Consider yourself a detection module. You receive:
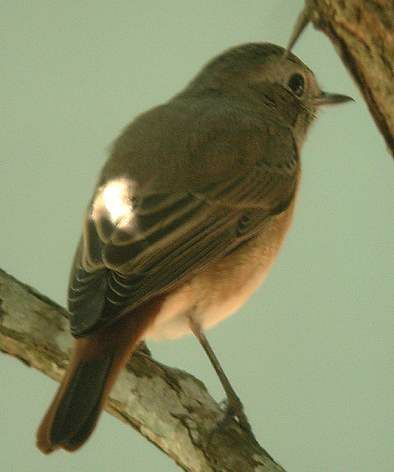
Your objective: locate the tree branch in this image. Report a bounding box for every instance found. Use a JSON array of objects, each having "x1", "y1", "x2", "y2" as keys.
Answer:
[
  {"x1": 308, "y1": 0, "x2": 394, "y2": 156},
  {"x1": 0, "y1": 268, "x2": 285, "y2": 472}
]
